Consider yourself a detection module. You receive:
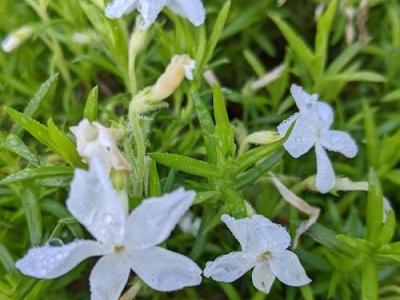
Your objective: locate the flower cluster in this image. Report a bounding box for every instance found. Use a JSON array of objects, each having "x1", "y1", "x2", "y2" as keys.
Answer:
[
  {"x1": 16, "y1": 119, "x2": 311, "y2": 299},
  {"x1": 13, "y1": 2, "x2": 364, "y2": 299}
]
